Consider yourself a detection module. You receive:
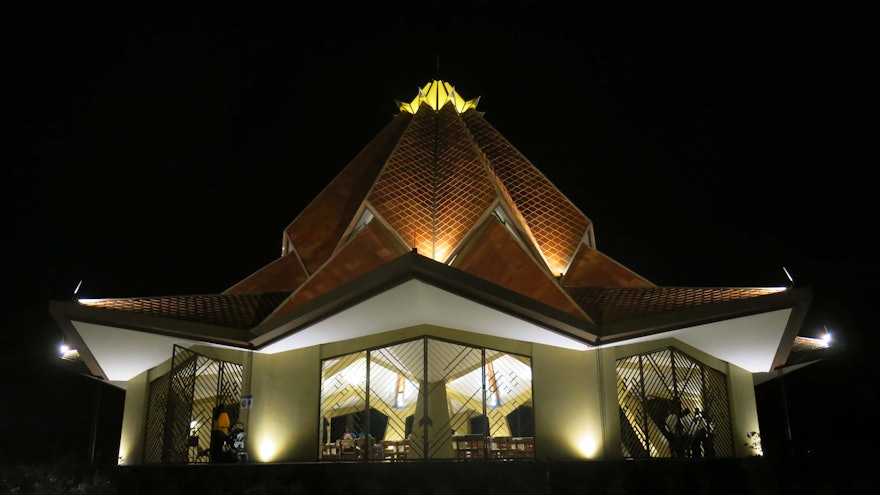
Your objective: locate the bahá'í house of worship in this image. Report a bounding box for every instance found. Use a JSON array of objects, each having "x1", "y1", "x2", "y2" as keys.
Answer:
[{"x1": 50, "y1": 80, "x2": 819, "y2": 465}]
